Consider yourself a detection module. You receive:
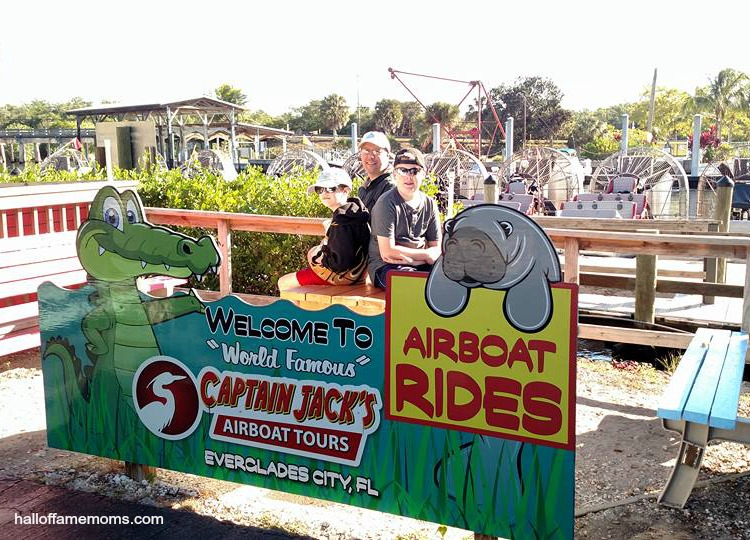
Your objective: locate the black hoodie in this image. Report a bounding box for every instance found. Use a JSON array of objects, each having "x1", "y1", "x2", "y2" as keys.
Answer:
[{"x1": 316, "y1": 197, "x2": 371, "y2": 274}]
